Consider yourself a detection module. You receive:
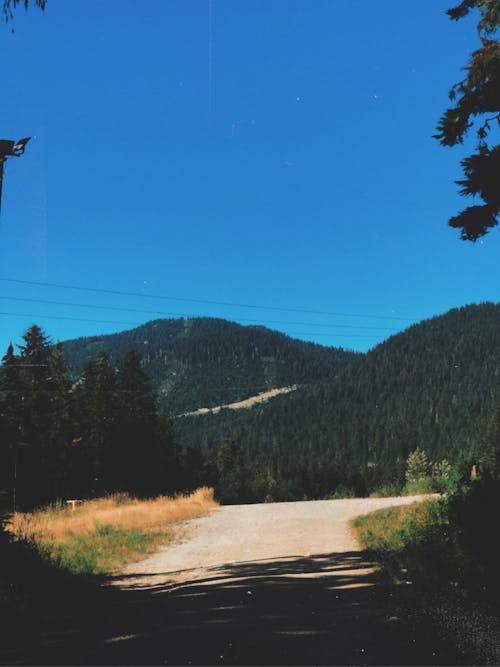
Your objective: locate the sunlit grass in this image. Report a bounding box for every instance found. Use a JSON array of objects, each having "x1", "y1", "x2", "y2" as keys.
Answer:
[
  {"x1": 353, "y1": 499, "x2": 439, "y2": 552},
  {"x1": 352, "y1": 498, "x2": 451, "y2": 586},
  {"x1": 7, "y1": 487, "x2": 217, "y2": 575},
  {"x1": 42, "y1": 525, "x2": 166, "y2": 575}
]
